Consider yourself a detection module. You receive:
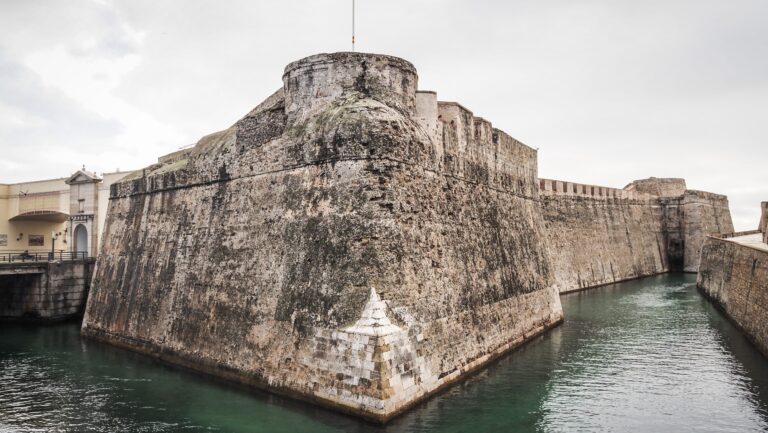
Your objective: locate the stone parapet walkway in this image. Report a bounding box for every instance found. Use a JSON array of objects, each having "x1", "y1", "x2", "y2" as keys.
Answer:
[{"x1": 727, "y1": 233, "x2": 768, "y2": 252}]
